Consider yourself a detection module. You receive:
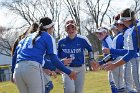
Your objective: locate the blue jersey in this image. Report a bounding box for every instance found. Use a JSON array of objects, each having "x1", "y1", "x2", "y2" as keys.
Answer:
[
  {"x1": 102, "y1": 35, "x2": 113, "y2": 49},
  {"x1": 58, "y1": 34, "x2": 92, "y2": 67},
  {"x1": 112, "y1": 32, "x2": 124, "y2": 49},
  {"x1": 12, "y1": 31, "x2": 71, "y2": 74},
  {"x1": 110, "y1": 21, "x2": 140, "y2": 62},
  {"x1": 111, "y1": 32, "x2": 124, "y2": 59},
  {"x1": 102, "y1": 35, "x2": 113, "y2": 57}
]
